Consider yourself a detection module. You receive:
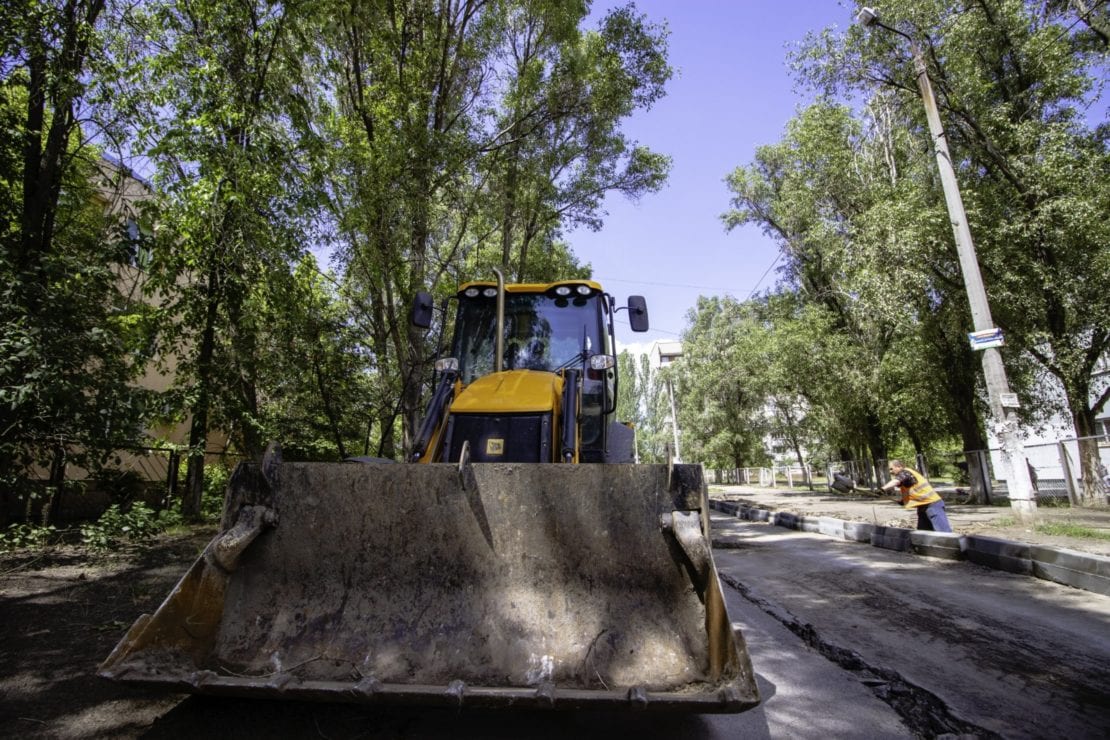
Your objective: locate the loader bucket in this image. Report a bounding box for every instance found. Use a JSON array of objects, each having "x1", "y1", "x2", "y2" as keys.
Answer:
[{"x1": 100, "y1": 460, "x2": 759, "y2": 712}]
